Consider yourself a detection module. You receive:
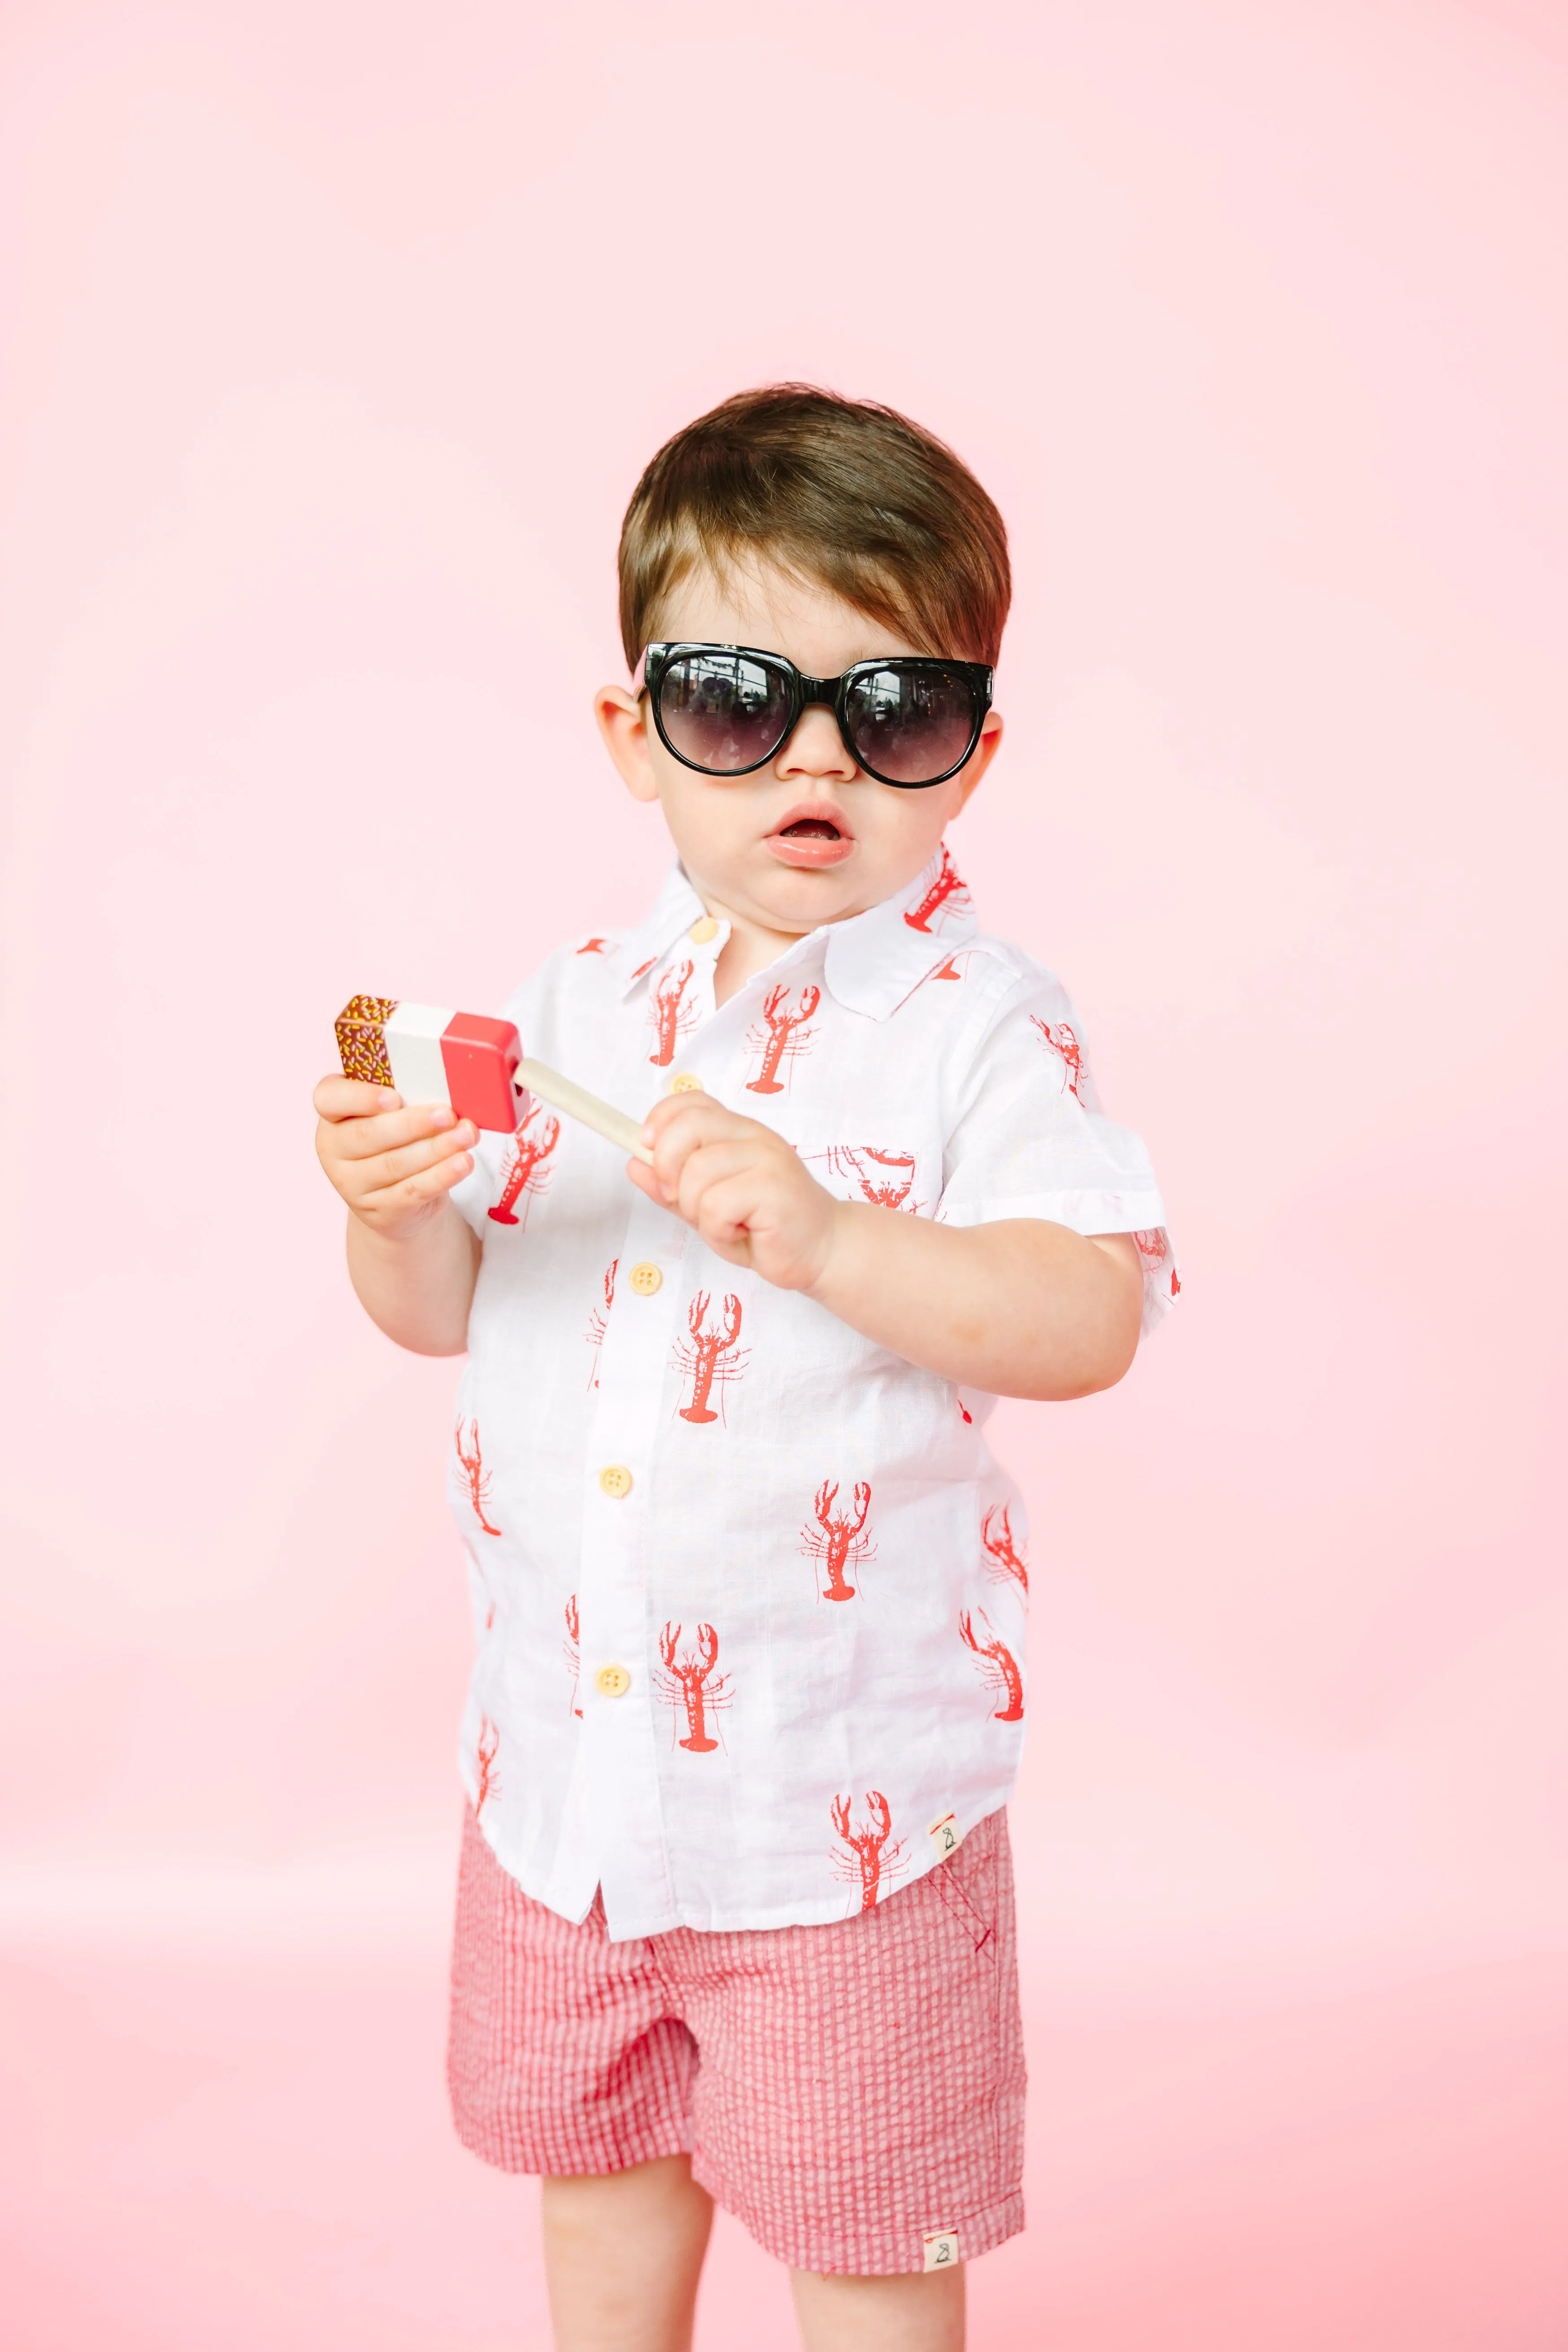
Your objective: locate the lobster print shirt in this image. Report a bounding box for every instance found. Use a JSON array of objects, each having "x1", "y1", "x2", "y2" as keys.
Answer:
[{"x1": 447, "y1": 848, "x2": 1175, "y2": 1939}]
